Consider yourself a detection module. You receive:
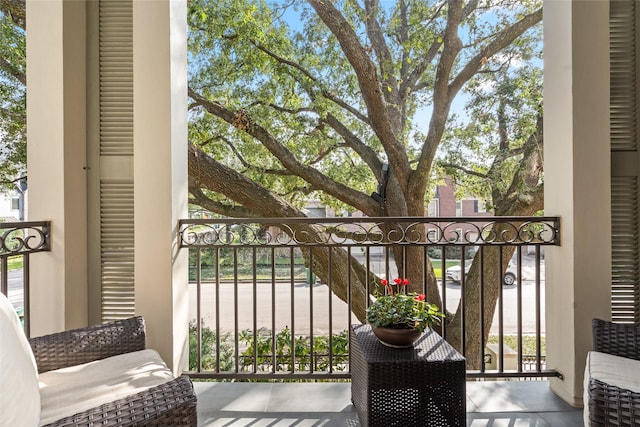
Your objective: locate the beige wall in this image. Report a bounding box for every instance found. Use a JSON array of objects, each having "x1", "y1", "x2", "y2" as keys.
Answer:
[
  {"x1": 27, "y1": 0, "x2": 189, "y2": 373},
  {"x1": 133, "y1": 0, "x2": 189, "y2": 373},
  {"x1": 27, "y1": 0, "x2": 88, "y2": 334},
  {"x1": 543, "y1": 0, "x2": 612, "y2": 406}
]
